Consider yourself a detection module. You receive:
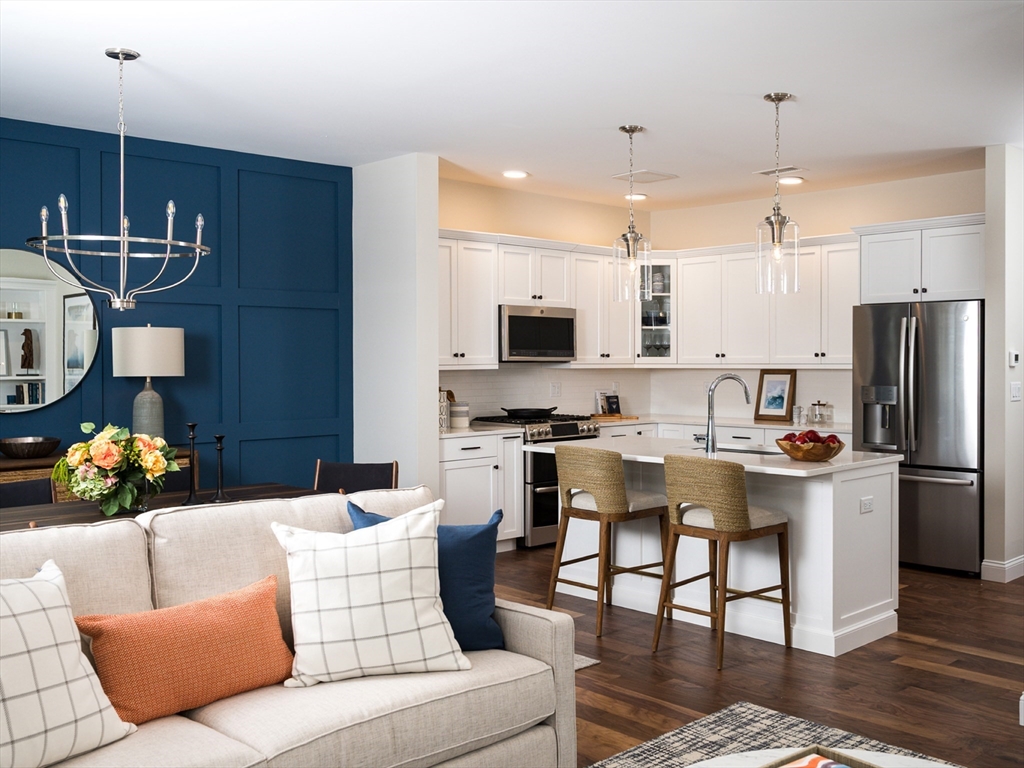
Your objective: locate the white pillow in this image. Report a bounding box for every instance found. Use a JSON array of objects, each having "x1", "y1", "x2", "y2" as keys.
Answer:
[
  {"x1": 271, "y1": 500, "x2": 471, "y2": 687},
  {"x1": 0, "y1": 560, "x2": 135, "y2": 768}
]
